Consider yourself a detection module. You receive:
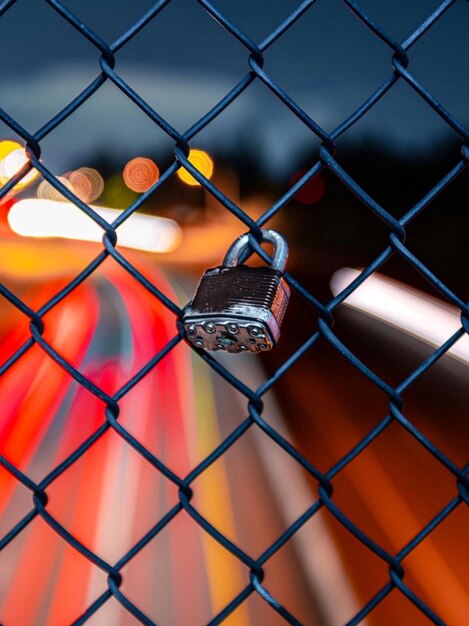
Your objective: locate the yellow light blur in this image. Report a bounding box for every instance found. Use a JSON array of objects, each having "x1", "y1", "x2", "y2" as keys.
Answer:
[
  {"x1": 0, "y1": 140, "x2": 21, "y2": 161},
  {"x1": 177, "y1": 149, "x2": 214, "y2": 187},
  {"x1": 8, "y1": 199, "x2": 182, "y2": 254},
  {"x1": 0, "y1": 145, "x2": 39, "y2": 190}
]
